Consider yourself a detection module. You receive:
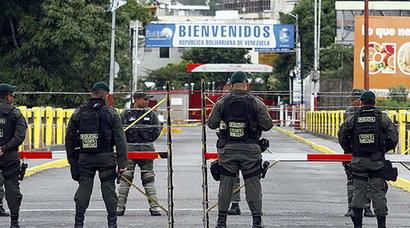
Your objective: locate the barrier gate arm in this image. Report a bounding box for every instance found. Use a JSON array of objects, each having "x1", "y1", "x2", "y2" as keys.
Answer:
[
  {"x1": 127, "y1": 151, "x2": 168, "y2": 159},
  {"x1": 19, "y1": 151, "x2": 53, "y2": 159}
]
